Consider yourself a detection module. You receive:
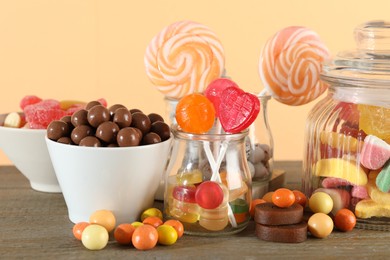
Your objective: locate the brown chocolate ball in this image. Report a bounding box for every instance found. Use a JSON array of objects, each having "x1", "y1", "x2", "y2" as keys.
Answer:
[
  {"x1": 71, "y1": 125, "x2": 94, "y2": 144},
  {"x1": 130, "y1": 108, "x2": 142, "y2": 114},
  {"x1": 95, "y1": 121, "x2": 119, "y2": 144},
  {"x1": 148, "y1": 113, "x2": 164, "y2": 123},
  {"x1": 108, "y1": 104, "x2": 126, "y2": 117},
  {"x1": 150, "y1": 121, "x2": 170, "y2": 141},
  {"x1": 57, "y1": 137, "x2": 73, "y2": 145},
  {"x1": 71, "y1": 109, "x2": 89, "y2": 127},
  {"x1": 47, "y1": 120, "x2": 70, "y2": 141},
  {"x1": 113, "y1": 107, "x2": 132, "y2": 128},
  {"x1": 87, "y1": 105, "x2": 110, "y2": 128},
  {"x1": 60, "y1": 115, "x2": 73, "y2": 130},
  {"x1": 85, "y1": 100, "x2": 102, "y2": 110},
  {"x1": 142, "y1": 132, "x2": 161, "y2": 145},
  {"x1": 117, "y1": 127, "x2": 141, "y2": 147},
  {"x1": 131, "y1": 112, "x2": 151, "y2": 135},
  {"x1": 79, "y1": 136, "x2": 102, "y2": 147}
]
